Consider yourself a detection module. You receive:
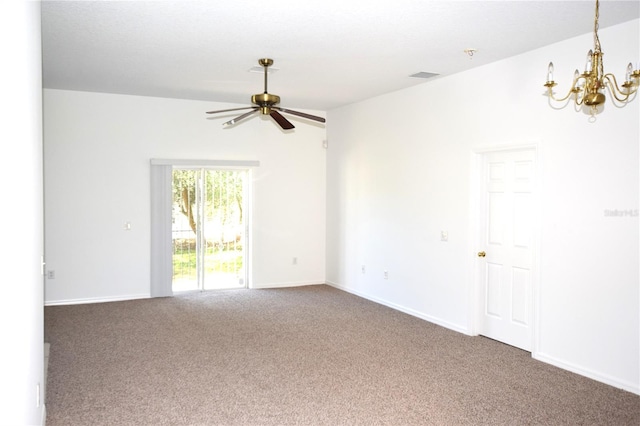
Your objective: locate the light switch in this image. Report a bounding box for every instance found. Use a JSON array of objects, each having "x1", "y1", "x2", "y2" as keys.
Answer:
[{"x1": 440, "y1": 231, "x2": 448, "y2": 242}]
